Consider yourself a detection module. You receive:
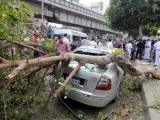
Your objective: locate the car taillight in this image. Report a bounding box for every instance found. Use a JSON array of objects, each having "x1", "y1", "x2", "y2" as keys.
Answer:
[{"x1": 96, "y1": 76, "x2": 111, "y2": 90}]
